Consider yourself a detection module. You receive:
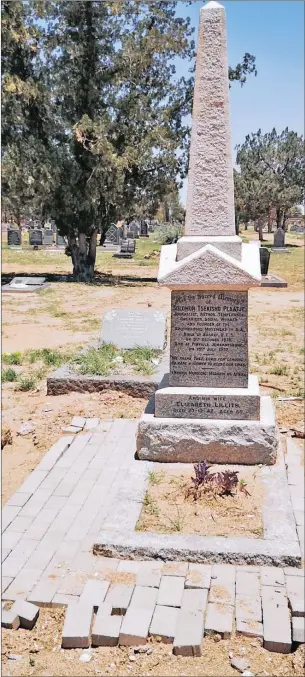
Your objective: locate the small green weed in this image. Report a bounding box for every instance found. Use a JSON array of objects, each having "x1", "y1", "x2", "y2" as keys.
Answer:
[
  {"x1": 2, "y1": 351, "x2": 22, "y2": 365},
  {"x1": 72, "y1": 344, "x2": 117, "y2": 376},
  {"x1": 2, "y1": 367, "x2": 18, "y2": 382},
  {"x1": 148, "y1": 470, "x2": 164, "y2": 486},
  {"x1": 123, "y1": 347, "x2": 160, "y2": 375},
  {"x1": 269, "y1": 365, "x2": 289, "y2": 376},
  {"x1": 143, "y1": 491, "x2": 159, "y2": 517},
  {"x1": 17, "y1": 376, "x2": 37, "y2": 391}
]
